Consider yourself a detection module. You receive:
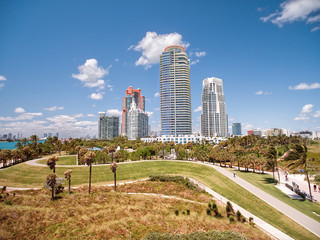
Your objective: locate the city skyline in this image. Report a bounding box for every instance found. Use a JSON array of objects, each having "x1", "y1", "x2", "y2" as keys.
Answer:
[{"x1": 0, "y1": 0, "x2": 320, "y2": 138}]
